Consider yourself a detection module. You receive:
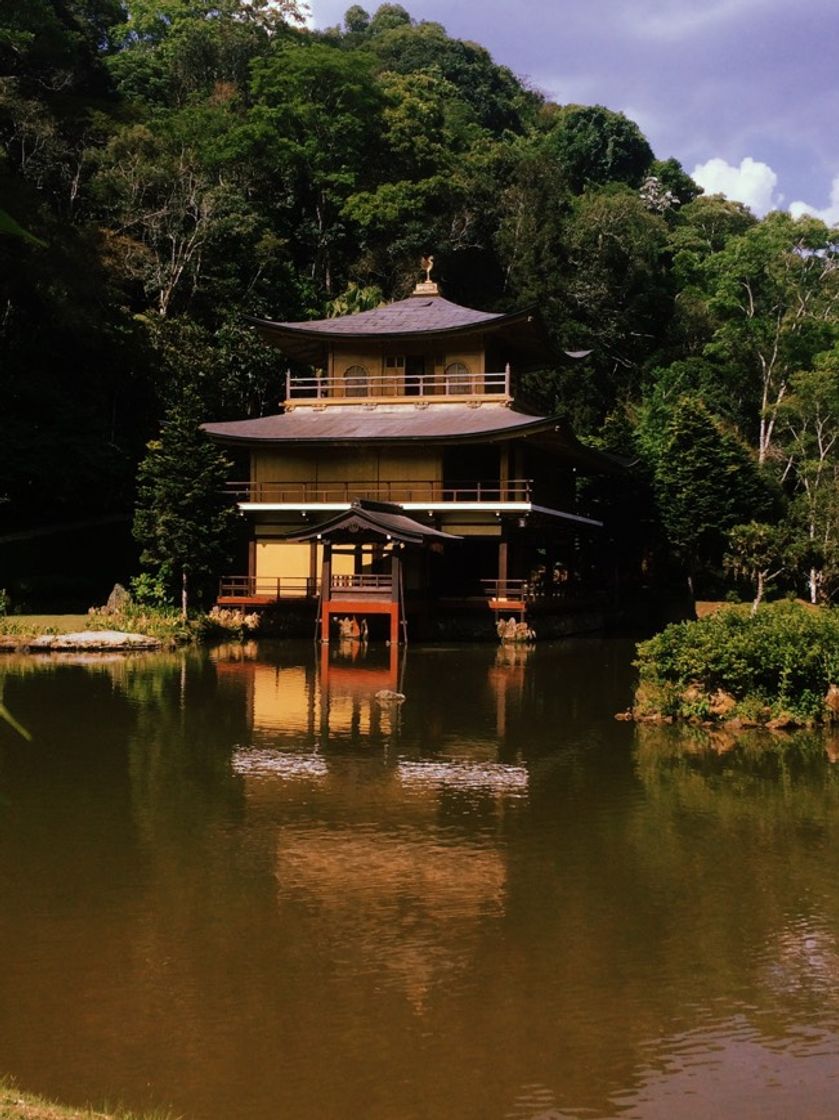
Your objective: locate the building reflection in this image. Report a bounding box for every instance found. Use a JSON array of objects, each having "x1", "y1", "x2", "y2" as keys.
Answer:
[
  {"x1": 209, "y1": 641, "x2": 535, "y2": 1011},
  {"x1": 211, "y1": 639, "x2": 537, "y2": 759}
]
